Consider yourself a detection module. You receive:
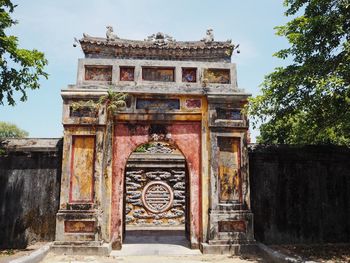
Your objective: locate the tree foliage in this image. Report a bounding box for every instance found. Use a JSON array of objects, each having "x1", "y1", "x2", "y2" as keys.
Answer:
[
  {"x1": 249, "y1": 0, "x2": 350, "y2": 146},
  {"x1": 0, "y1": 121, "x2": 28, "y2": 138},
  {"x1": 0, "y1": 0, "x2": 48, "y2": 106}
]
